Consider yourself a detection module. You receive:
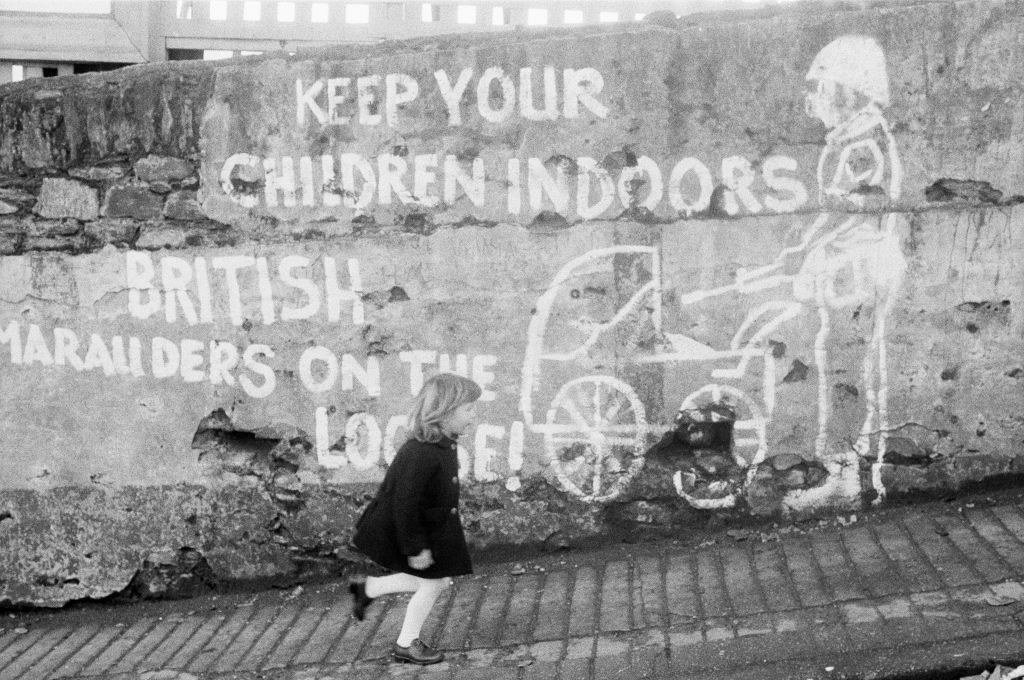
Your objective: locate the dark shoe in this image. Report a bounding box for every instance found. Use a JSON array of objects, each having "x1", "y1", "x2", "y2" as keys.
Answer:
[
  {"x1": 391, "y1": 639, "x2": 444, "y2": 665},
  {"x1": 348, "y1": 578, "x2": 374, "y2": 621}
]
